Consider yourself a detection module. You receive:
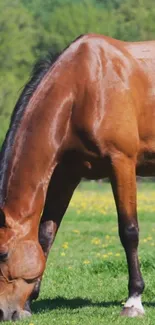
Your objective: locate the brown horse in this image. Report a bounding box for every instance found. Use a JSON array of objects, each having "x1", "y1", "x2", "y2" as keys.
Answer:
[{"x1": 0, "y1": 33, "x2": 155, "y2": 320}]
